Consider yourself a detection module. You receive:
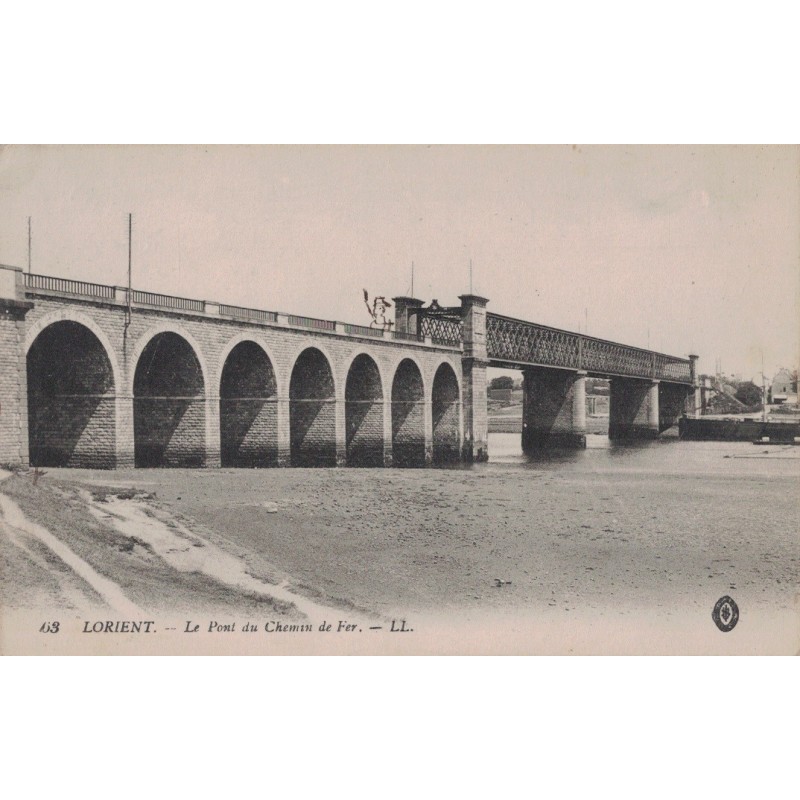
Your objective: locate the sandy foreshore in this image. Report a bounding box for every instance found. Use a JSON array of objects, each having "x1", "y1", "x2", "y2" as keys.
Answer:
[{"x1": 1, "y1": 440, "x2": 798, "y2": 654}]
